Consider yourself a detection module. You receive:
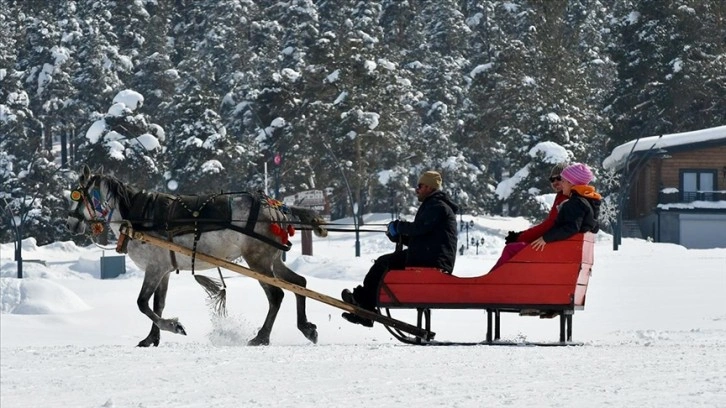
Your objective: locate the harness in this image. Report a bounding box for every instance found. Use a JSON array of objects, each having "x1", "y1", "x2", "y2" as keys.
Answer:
[
  {"x1": 69, "y1": 188, "x2": 115, "y2": 238},
  {"x1": 71, "y1": 184, "x2": 295, "y2": 274}
]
